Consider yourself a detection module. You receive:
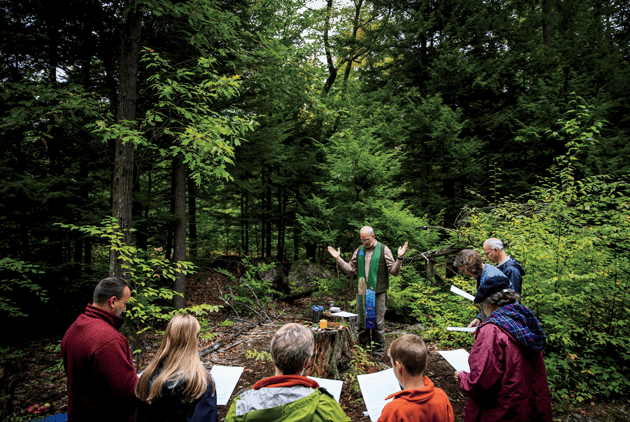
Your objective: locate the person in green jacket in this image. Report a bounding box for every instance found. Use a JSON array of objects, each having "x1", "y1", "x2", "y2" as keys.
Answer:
[{"x1": 225, "y1": 323, "x2": 350, "y2": 422}]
